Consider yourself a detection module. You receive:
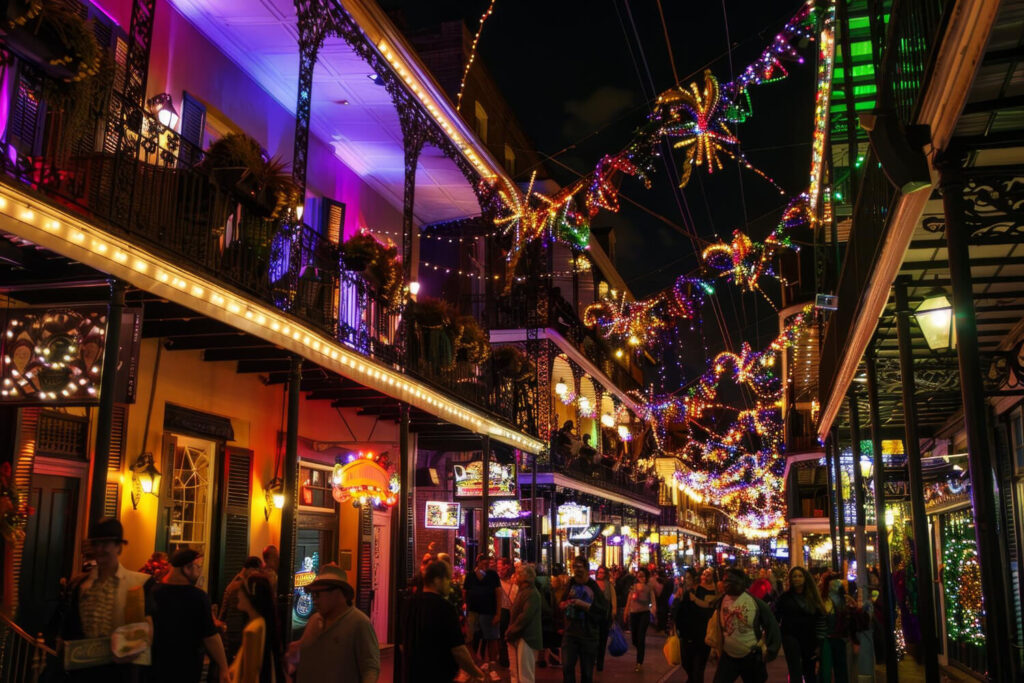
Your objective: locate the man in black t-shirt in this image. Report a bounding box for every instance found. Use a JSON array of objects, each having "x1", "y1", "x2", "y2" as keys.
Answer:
[
  {"x1": 463, "y1": 553, "x2": 501, "y2": 668},
  {"x1": 404, "y1": 561, "x2": 485, "y2": 682},
  {"x1": 149, "y1": 549, "x2": 229, "y2": 683}
]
